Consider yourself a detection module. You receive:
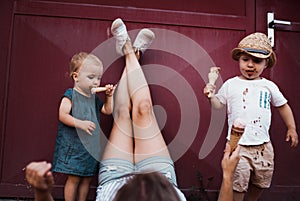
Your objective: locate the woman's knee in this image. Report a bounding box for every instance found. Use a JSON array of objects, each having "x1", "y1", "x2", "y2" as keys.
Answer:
[
  {"x1": 136, "y1": 99, "x2": 152, "y2": 117},
  {"x1": 114, "y1": 104, "x2": 131, "y2": 120}
]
